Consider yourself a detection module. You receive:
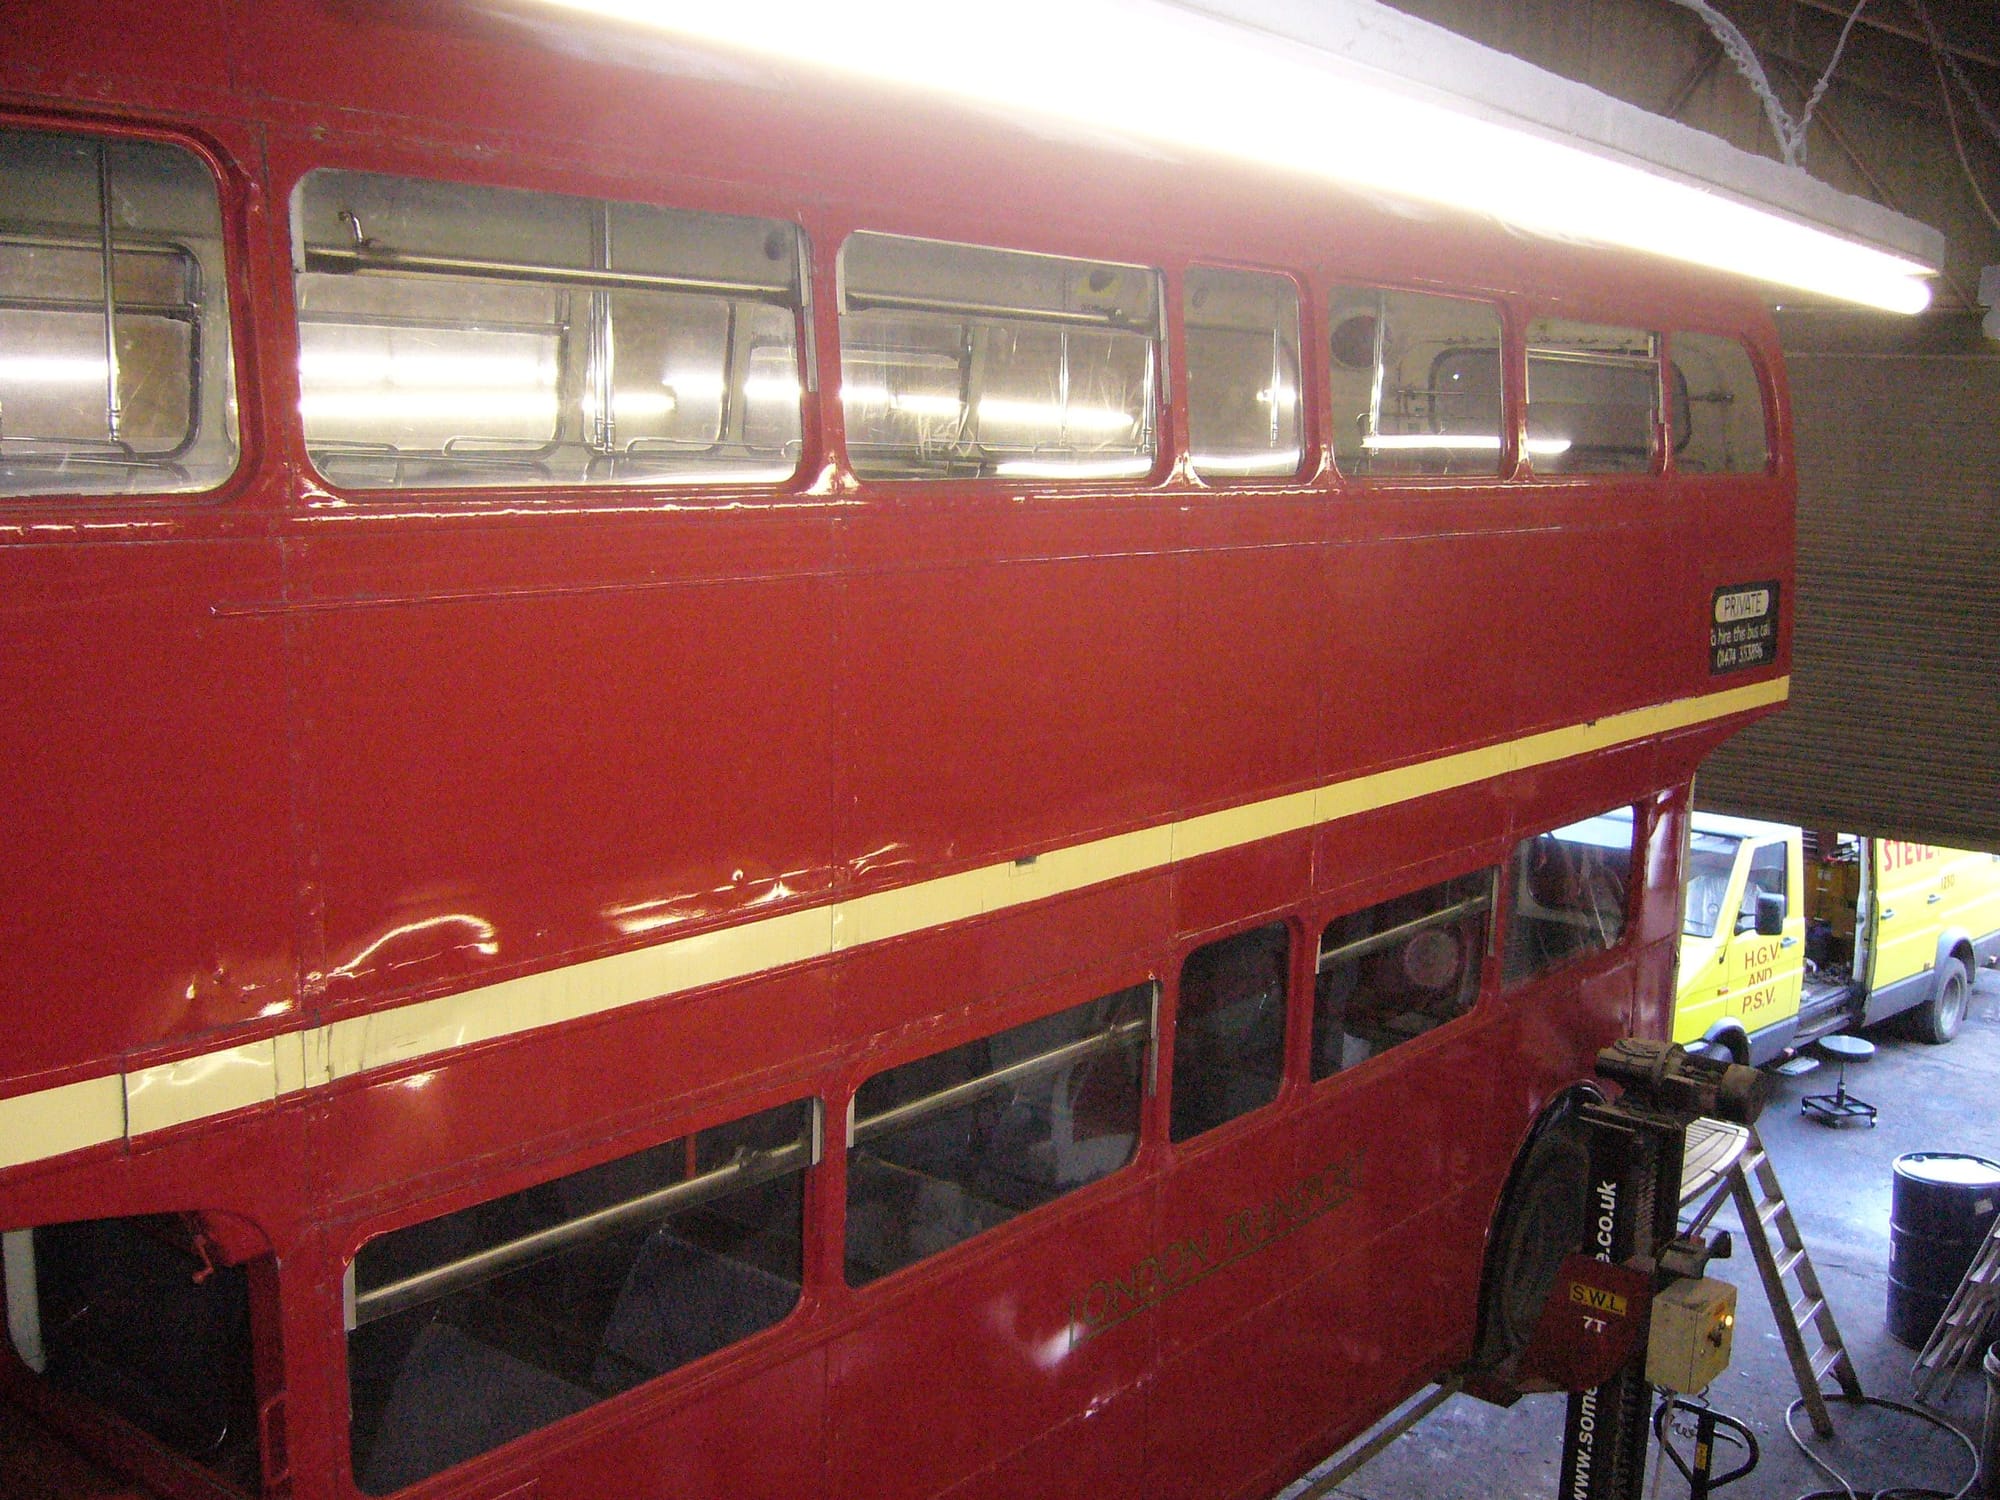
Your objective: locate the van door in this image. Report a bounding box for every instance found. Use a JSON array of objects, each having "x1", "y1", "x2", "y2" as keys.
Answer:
[
  {"x1": 1674, "y1": 828, "x2": 1745, "y2": 1049},
  {"x1": 1721, "y1": 837, "x2": 1806, "y2": 1044},
  {"x1": 1868, "y1": 841, "x2": 1943, "y2": 1003}
]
